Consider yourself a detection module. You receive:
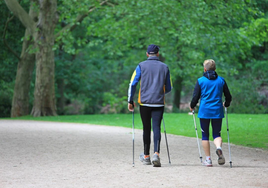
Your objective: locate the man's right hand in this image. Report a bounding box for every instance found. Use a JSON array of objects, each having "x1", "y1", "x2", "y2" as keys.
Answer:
[{"x1": 128, "y1": 102, "x2": 135, "y2": 112}]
